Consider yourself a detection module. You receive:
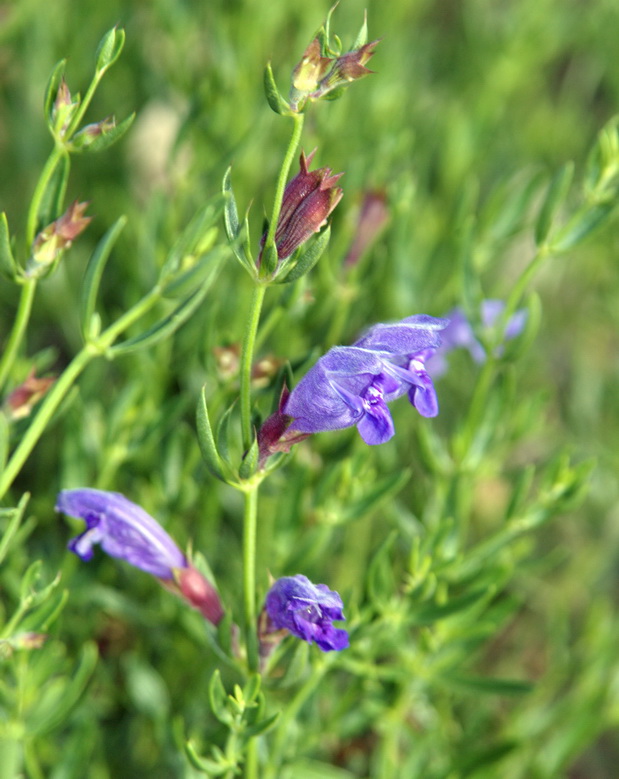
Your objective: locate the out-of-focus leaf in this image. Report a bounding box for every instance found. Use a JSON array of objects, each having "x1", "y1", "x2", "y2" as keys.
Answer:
[
  {"x1": 0, "y1": 212, "x2": 18, "y2": 281},
  {"x1": 80, "y1": 216, "x2": 127, "y2": 340},
  {"x1": 95, "y1": 27, "x2": 125, "y2": 75}
]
